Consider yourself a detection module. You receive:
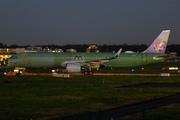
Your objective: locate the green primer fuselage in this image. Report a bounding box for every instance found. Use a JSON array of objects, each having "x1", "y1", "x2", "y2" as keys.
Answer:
[{"x1": 8, "y1": 52, "x2": 167, "y2": 68}]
